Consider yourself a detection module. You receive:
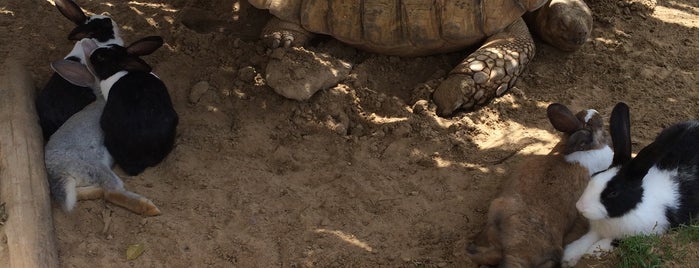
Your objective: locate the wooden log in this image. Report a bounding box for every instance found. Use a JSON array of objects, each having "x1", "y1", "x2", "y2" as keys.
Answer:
[{"x1": 0, "y1": 58, "x2": 59, "y2": 268}]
